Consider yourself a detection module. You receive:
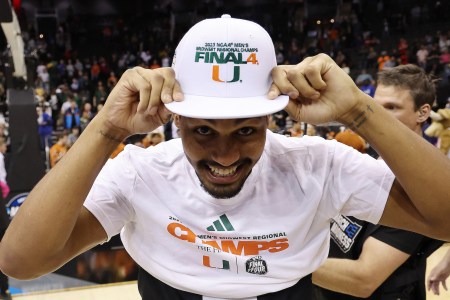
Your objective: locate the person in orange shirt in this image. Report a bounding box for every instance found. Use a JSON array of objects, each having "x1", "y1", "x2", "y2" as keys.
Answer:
[
  {"x1": 377, "y1": 52, "x2": 390, "y2": 70},
  {"x1": 91, "y1": 60, "x2": 101, "y2": 81},
  {"x1": 287, "y1": 121, "x2": 303, "y2": 137},
  {"x1": 335, "y1": 128, "x2": 366, "y2": 153},
  {"x1": 110, "y1": 142, "x2": 126, "y2": 159},
  {"x1": 49, "y1": 133, "x2": 69, "y2": 168}
]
